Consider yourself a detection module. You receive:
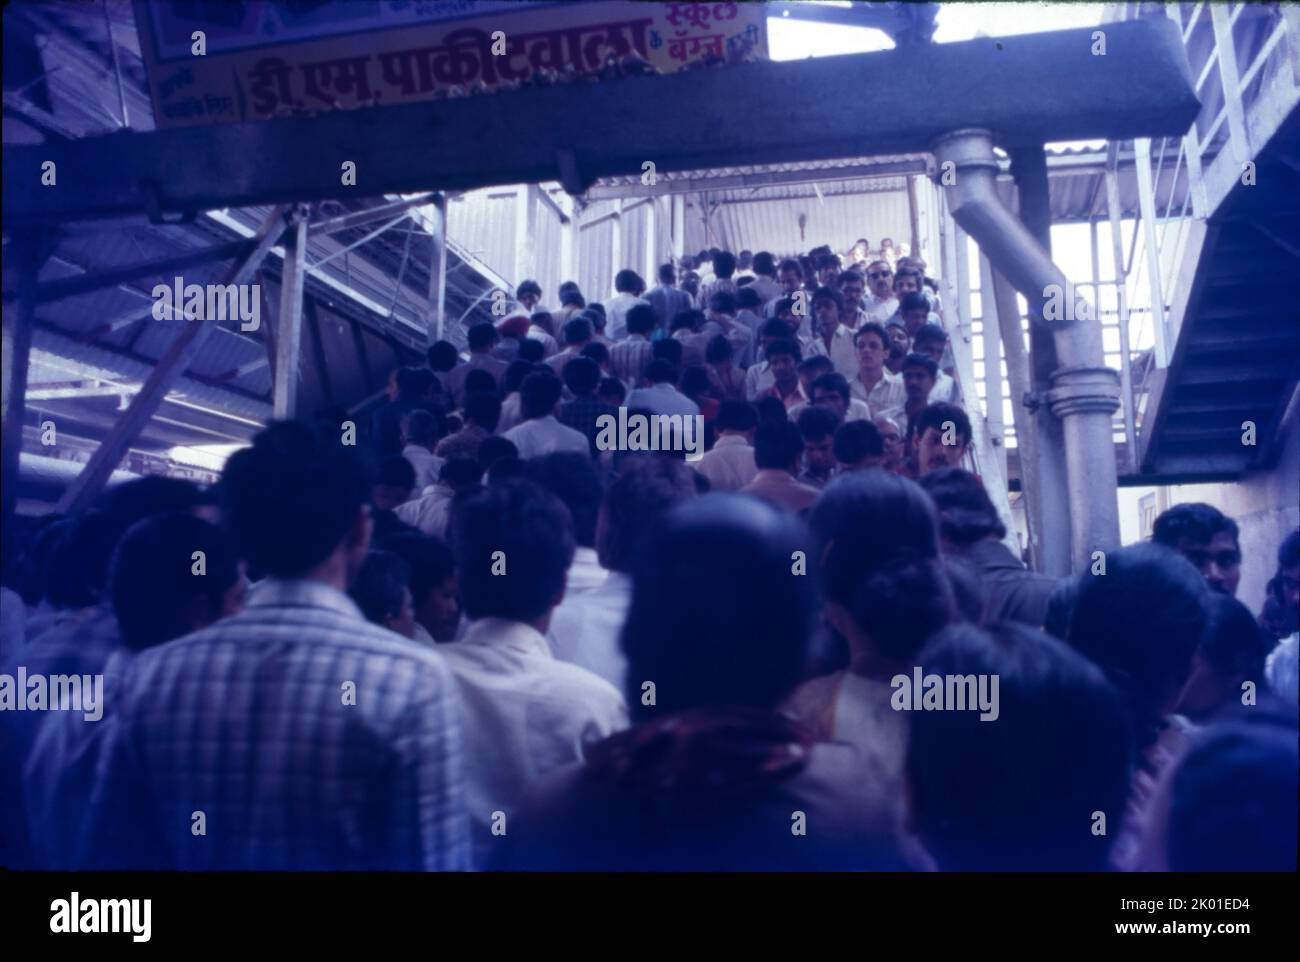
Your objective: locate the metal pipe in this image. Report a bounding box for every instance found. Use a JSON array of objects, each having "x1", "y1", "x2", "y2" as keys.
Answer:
[{"x1": 933, "y1": 128, "x2": 1121, "y2": 571}]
